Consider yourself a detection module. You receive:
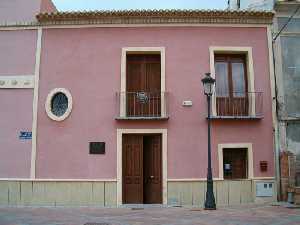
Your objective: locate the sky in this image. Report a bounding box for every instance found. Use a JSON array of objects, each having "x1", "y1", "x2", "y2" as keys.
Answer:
[{"x1": 52, "y1": 0, "x2": 228, "y2": 11}]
